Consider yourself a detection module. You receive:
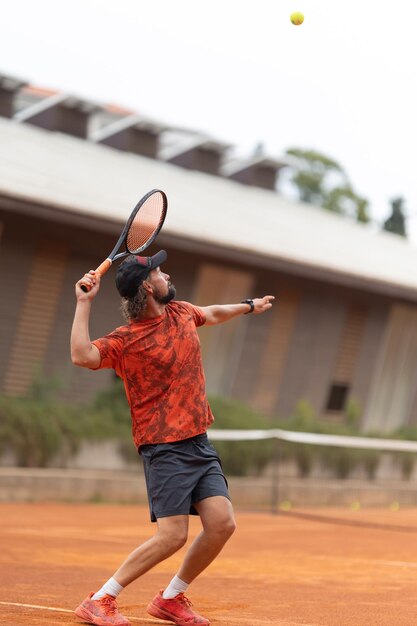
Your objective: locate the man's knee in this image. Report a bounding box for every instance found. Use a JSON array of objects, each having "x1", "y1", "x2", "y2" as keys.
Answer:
[
  {"x1": 207, "y1": 514, "x2": 236, "y2": 541},
  {"x1": 221, "y1": 515, "x2": 237, "y2": 539},
  {"x1": 157, "y1": 526, "x2": 188, "y2": 554}
]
